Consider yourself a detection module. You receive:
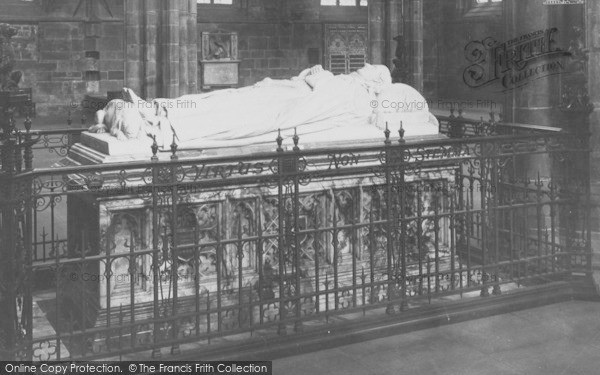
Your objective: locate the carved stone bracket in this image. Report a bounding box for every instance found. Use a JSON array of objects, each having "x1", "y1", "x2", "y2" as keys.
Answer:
[
  {"x1": 559, "y1": 27, "x2": 594, "y2": 119},
  {"x1": 566, "y1": 26, "x2": 589, "y2": 73},
  {"x1": 559, "y1": 82, "x2": 594, "y2": 115}
]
